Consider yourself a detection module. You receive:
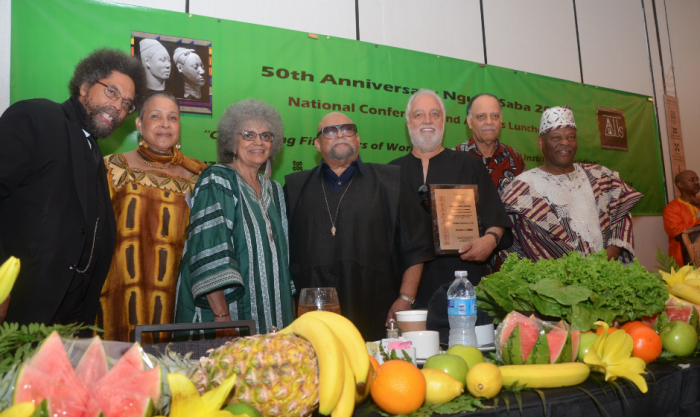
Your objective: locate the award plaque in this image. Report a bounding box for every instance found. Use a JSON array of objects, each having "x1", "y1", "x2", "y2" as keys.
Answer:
[{"x1": 430, "y1": 185, "x2": 479, "y2": 255}]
